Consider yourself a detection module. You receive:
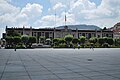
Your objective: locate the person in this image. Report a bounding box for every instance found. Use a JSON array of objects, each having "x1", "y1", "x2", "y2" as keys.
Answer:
[
  {"x1": 78, "y1": 43, "x2": 80, "y2": 49},
  {"x1": 90, "y1": 43, "x2": 94, "y2": 51},
  {"x1": 73, "y1": 44, "x2": 75, "y2": 49},
  {"x1": 14, "y1": 45, "x2": 16, "y2": 51},
  {"x1": 14, "y1": 48, "x2": 16, "y2": 51}
]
